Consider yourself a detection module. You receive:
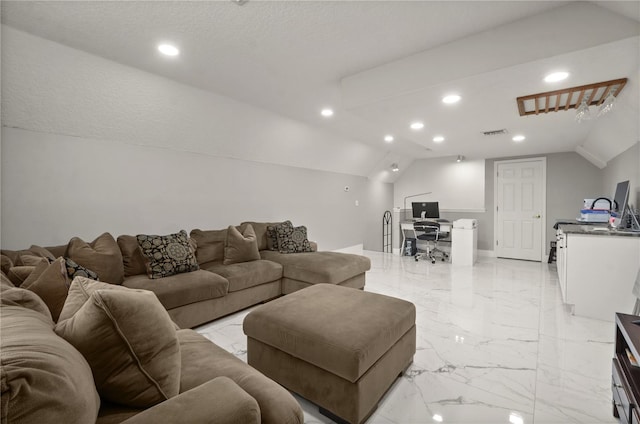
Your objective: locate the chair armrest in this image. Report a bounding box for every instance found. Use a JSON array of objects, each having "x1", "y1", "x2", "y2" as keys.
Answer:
[
  {"x1": 120, "y1": 377, "x2": 260, "y2": 424},
  {"x1": 309, "y1": 241, "x2": 318, "y2": 252}
]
